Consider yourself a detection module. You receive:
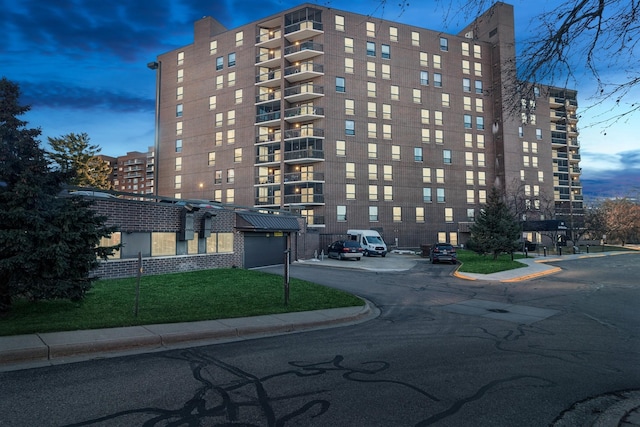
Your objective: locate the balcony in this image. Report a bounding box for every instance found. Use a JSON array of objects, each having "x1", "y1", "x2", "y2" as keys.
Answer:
[
  {"x1": 284, "y1": 146, "x2": 324, "y2": 164},
  {"x1": 284, "y1": 128, "x2": 324, "y2": 140},
  {"x1": 284, "y1": 20, "x2": 323, "y2": 42},
  {"x1": 549, "y1": 96, "x2": 565, "y2": 107},
  {"x1": 283, "y1": 193, "x2": 324, "y2": 206},
  {"x1": 255, "y1": 131, "x2": 282, "y2": 144},
  {"x1": 255, "y1": 68, "x2": 282, "y2": 87},
  {"x1": 284, "y1": 171, "x2": 324, "y2": 182},
  {"x1": 284, "y1": 105, "x2": 324, "y2": 123},
  {"x1": 255, "y1": 144, "x2": 281, "y2": 165},
  {"x1": 284, "y1": 41, "x2": 324, "y2": 62},
  {"x1": 284, "y1": 83, "x2": 324, "y2": 102},
  {"x1": 255, "y1": 110, "x2": 281, "y2": 125},
  {"x1": 255, "y1": 174, "x2": 281, "y2": 185},
  {"x1": 550, "y1": 110, "x2": 566, "y2": 122},
  {"x1": 255, "y1": 89, "x2": 281, "y2": 104},
  {"x1": 255, "y1": 50, "x2": 281, "y2": 68},
  {"x1": 284, "y1": 62, "x2": 323, "y2": 83},
  {"x1": 569, "y1": 153, "x2": 581, "y2": 162},
  {"x1": 254, "y1": 196, "x2": 281, "y2": 207},
  {"x1": 255, "y1": 28, "x2": 282, "y2": 48}
]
